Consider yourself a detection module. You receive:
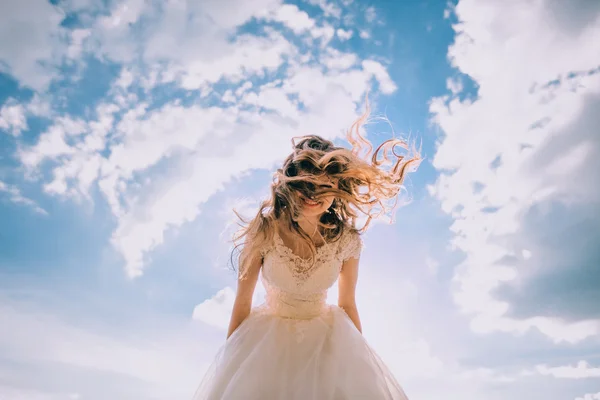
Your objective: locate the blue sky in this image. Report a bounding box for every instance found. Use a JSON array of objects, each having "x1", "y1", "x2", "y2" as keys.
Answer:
[{"x1": 1, "y1": 0, "x2": 599, "y2": 399}]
